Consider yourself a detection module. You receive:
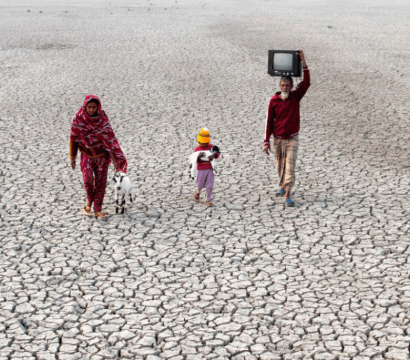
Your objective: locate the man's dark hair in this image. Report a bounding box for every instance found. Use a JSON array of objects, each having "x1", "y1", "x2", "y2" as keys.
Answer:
[{"x1": 279, "y1": 76, "x2": 293, "y2": 86}]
